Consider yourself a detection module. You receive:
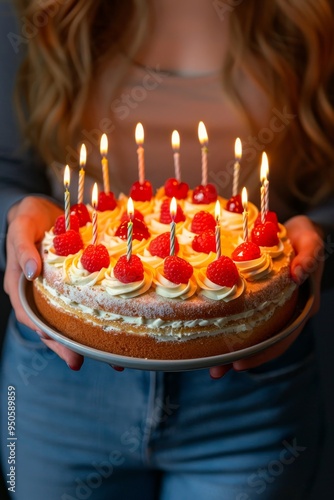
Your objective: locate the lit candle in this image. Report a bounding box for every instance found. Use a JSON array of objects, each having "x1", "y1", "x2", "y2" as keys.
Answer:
[
  {"x1": 242, "y1": 187, "x2": 248, "y2": 242},
  {"x1": 78, "y1": 143, "x2": 86, "y2": 204},
  {"x1": 260, "y1": 152, "x2": 269, "y2": 223},
  {"x1": 232, "y1": 138, "x2": 242, "y2": 197},
  {"x1": 100, "y1": 134, "x2": 110, "y2": 194},
  {"x1": 215, "y1": 199, "x2": 221, "y2": 259},
  {"x1": 127, "y1": 197, "x2": 134, "y2": 261},
  {"x1": 135, "y1": 123, "x2": 145, "y2": 184},
  {"x1": 170, "y1": 197, "x2": 177, "y2": 256},
  {"x1": 198, "y1": 121, "x2": 208, "y2": 186},
  {"x1": 91, "y1": 183, "x2": 98, "y2": 245},
  {"x1": 172, "y1": 130, "x2": 181, "y2": 181},
  {"x1": 64, "y1": 165, "x2": 70, "y2": 232}
]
